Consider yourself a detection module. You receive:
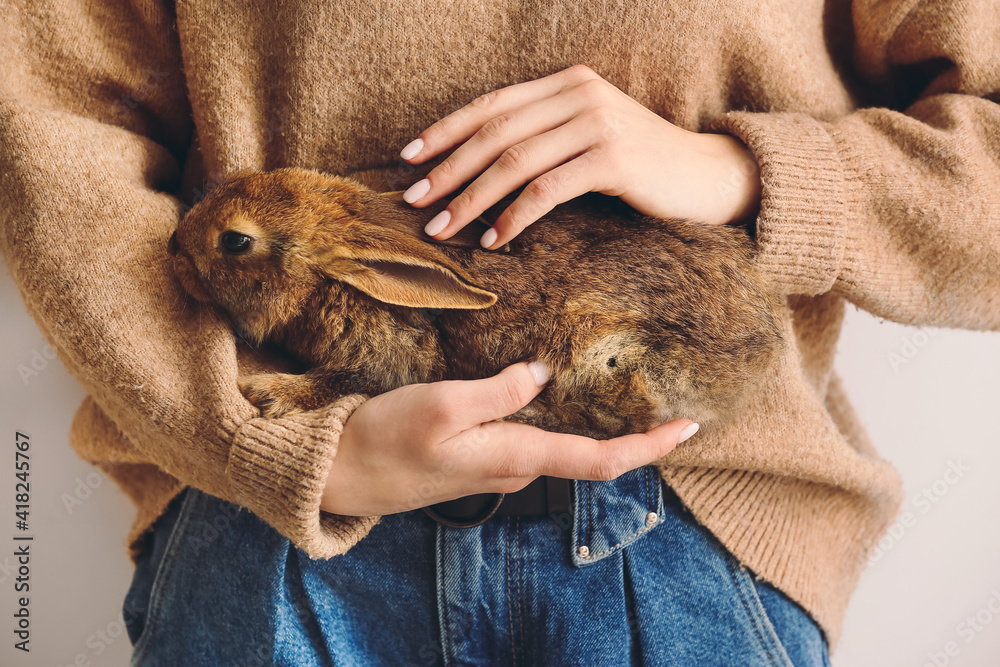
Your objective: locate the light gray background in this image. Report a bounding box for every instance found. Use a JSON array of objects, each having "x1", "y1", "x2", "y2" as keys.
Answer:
[{"x1": 1, "y1": 254, "x2": 998, "y2": 667}]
